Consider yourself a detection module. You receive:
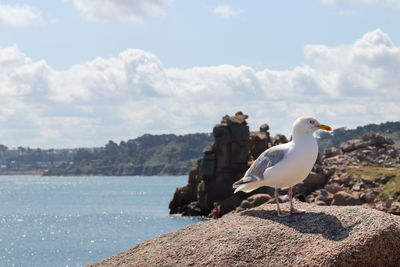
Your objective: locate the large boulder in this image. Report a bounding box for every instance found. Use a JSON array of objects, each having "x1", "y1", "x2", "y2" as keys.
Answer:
[
  {"x1": 322, "y1": 147, "x2": 340, "y2": 159},
  {"x1": 362, "y1": 132, "x2": 394, "y2": 146},
  {"x1": 90, "y1": 203, "x2": 400, "y2": 266},
  {"x1": 303, "y1": 172, "x2": 326, "y2": 193}
]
